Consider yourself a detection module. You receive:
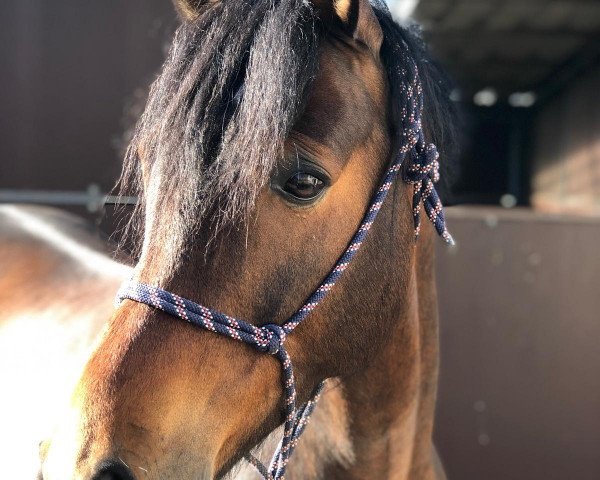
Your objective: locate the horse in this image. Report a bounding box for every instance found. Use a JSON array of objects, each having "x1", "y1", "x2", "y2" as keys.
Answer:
[
  {"x1": 5, "y1": 0, "x2": 457, "y2": 478},
  {"x1": 0, "y1": 205, "x2": 131, "y2": 479}
]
